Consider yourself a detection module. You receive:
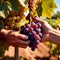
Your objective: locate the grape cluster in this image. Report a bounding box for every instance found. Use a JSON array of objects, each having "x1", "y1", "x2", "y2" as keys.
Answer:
[{"x1": 20, "y1": 21, "x2": 42, "y2": 51}]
